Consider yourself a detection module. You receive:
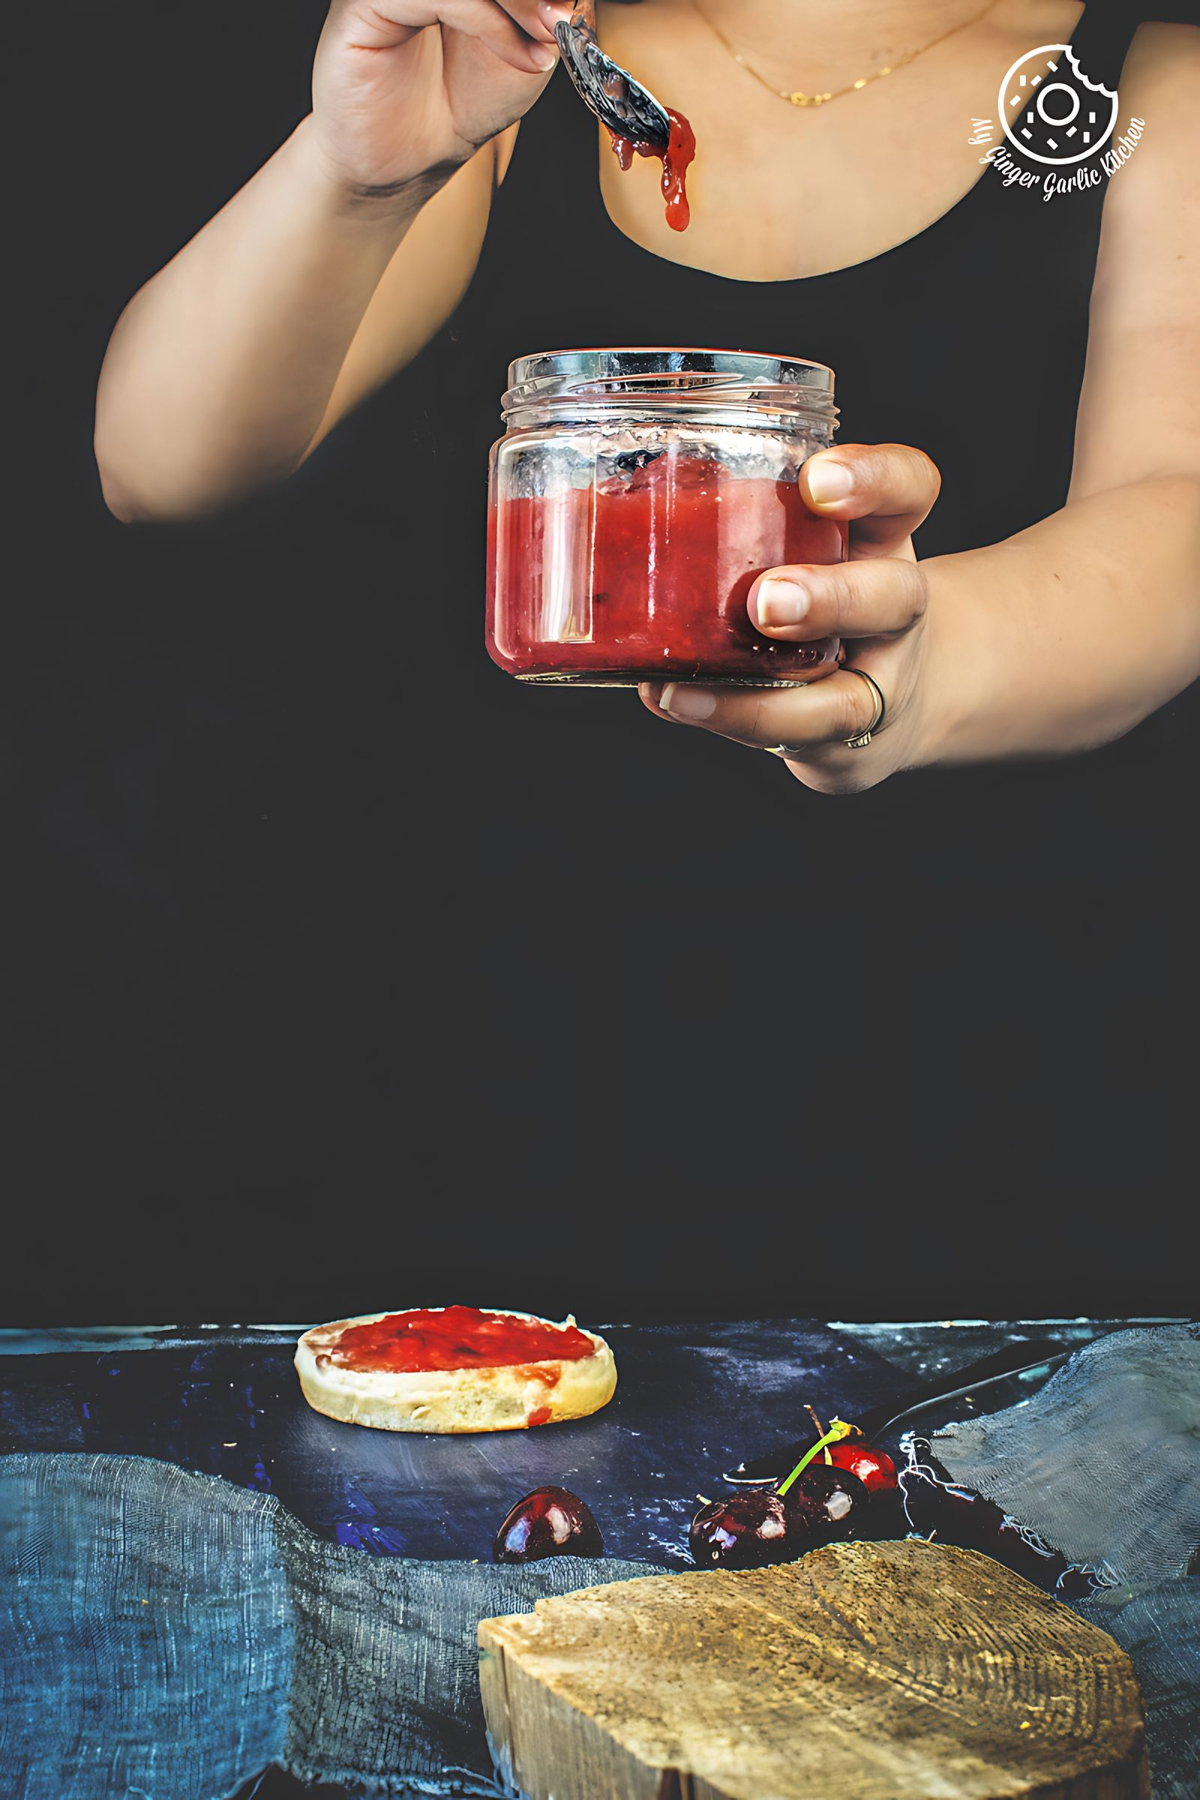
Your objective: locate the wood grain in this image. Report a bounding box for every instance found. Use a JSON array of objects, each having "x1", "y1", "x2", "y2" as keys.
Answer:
[{"x1": 477, "y1": 1540, "x2": 1148, "y2": 1800}]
